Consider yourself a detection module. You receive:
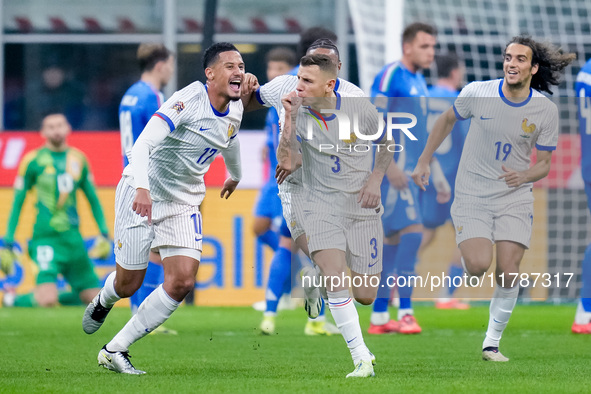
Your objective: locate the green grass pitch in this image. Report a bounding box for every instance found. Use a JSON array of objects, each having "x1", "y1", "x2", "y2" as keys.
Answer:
[{"x1": 1, "y1": 304, "x2": 590, "y2": 393}]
